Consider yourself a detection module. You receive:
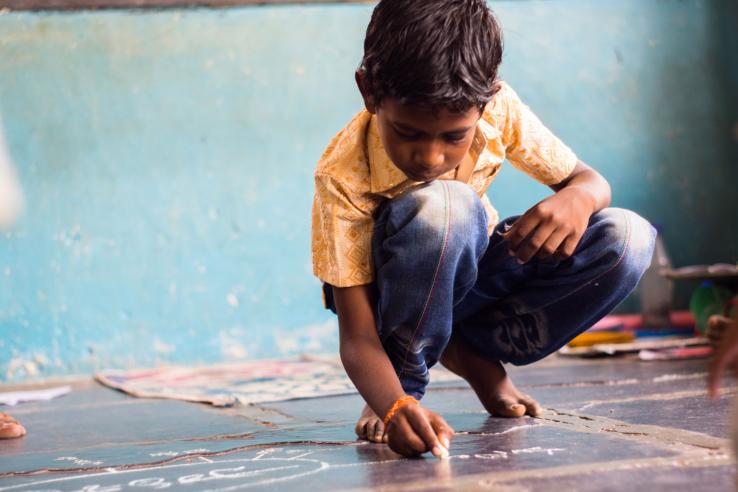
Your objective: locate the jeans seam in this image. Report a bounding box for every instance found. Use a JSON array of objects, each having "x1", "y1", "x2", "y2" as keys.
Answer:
[
  {"x1": 397, "y1": 181, "x2": 451, "y2": 383},
  {"x1": 534, "y1": 208, "x2": 633, "y2": 312}
]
